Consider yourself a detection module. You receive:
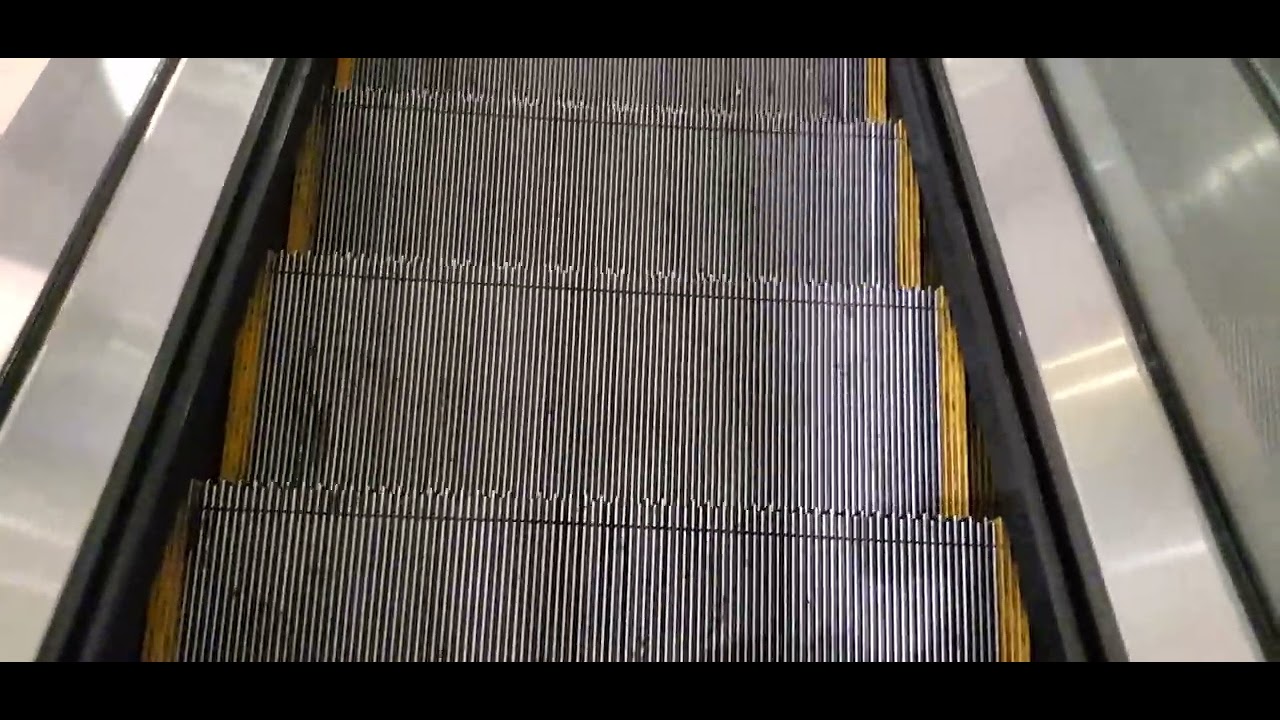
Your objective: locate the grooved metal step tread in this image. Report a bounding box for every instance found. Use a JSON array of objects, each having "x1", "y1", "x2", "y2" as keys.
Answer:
[
  {"x1": 178, "y1": 481, "x2": 999, "y2": 662},
  {"x1": 141, "y1": 57, "x2": 1032, "y2": 665},
  {"x1": 311, "y1": 91, "x2": 905, "y2": 284},
  {"x1": 243, "y1": 253, "x2": 945, "y2": 515},
  {"x1": 342, "y1": 57, "x2": 887, "y2": 123}
]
